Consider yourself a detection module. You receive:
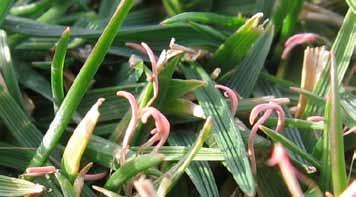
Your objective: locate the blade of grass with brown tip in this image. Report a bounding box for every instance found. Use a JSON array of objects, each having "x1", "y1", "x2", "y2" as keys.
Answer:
[{"x1": 320, "y1": 54, "x2": 347, "y2": 194}]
